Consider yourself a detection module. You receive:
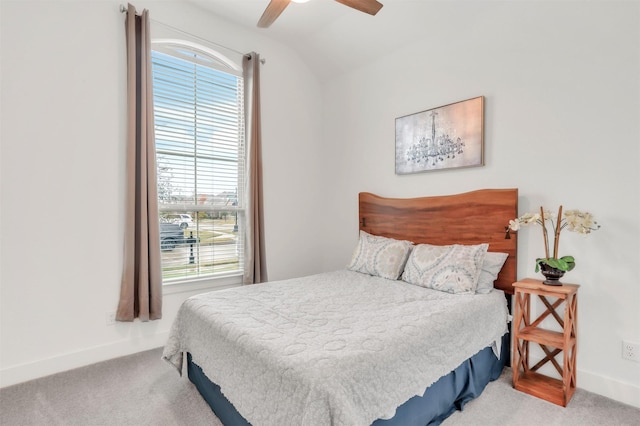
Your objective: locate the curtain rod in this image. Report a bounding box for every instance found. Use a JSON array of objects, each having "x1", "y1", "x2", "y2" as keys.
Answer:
[{"x1": 119, "y1": 4, "x2": 265, "y2": 64}]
